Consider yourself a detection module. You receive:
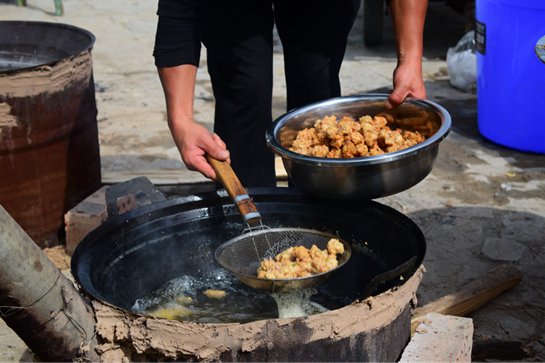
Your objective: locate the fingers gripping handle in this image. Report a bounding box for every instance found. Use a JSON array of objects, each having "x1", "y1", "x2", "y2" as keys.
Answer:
[{"x1": 206, "y1": 154, "x2": 262, "y2": 227}]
